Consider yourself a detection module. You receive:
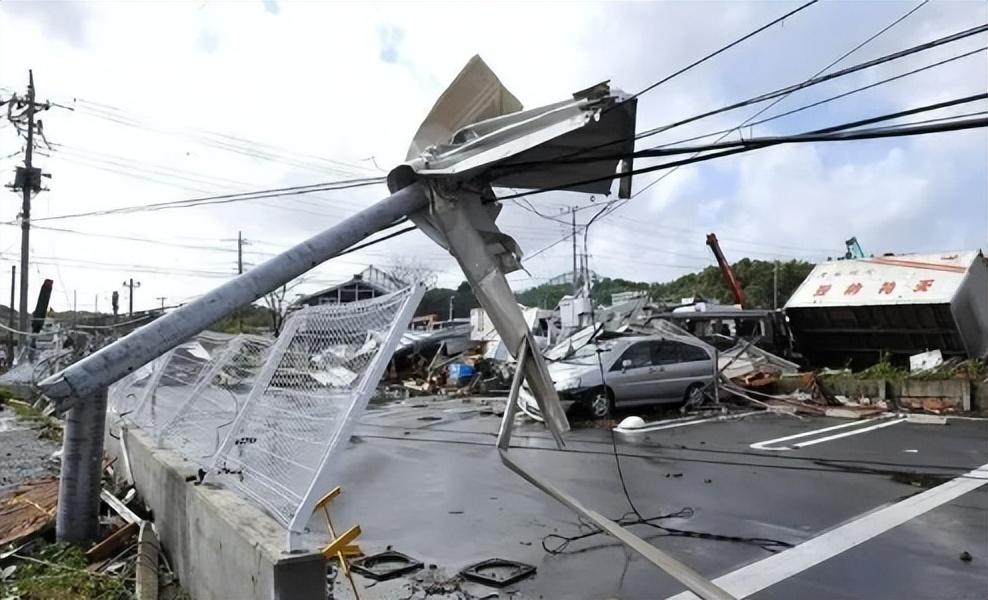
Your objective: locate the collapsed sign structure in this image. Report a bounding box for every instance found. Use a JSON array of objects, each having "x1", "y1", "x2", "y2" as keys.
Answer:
[{"x1": 786, "y1": 250, "x2": 988, "y2": 367}]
